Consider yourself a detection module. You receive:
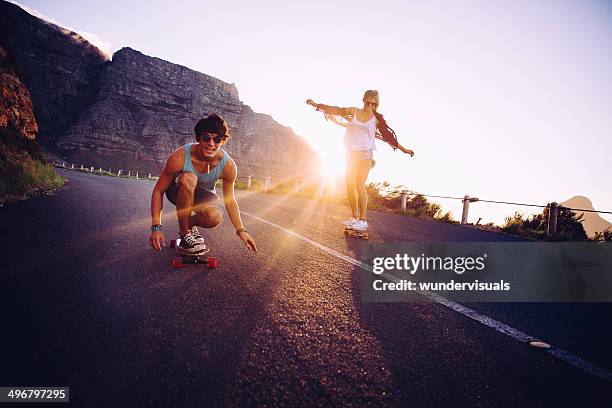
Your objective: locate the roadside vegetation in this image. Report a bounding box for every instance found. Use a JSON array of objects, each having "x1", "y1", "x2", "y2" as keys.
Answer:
[
  {"x1": 0, "y1": 128, "x2": 64, "y2": 203},
  {"x1": 501, "y1": 208, "x2": 590, "y2": 241}
]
